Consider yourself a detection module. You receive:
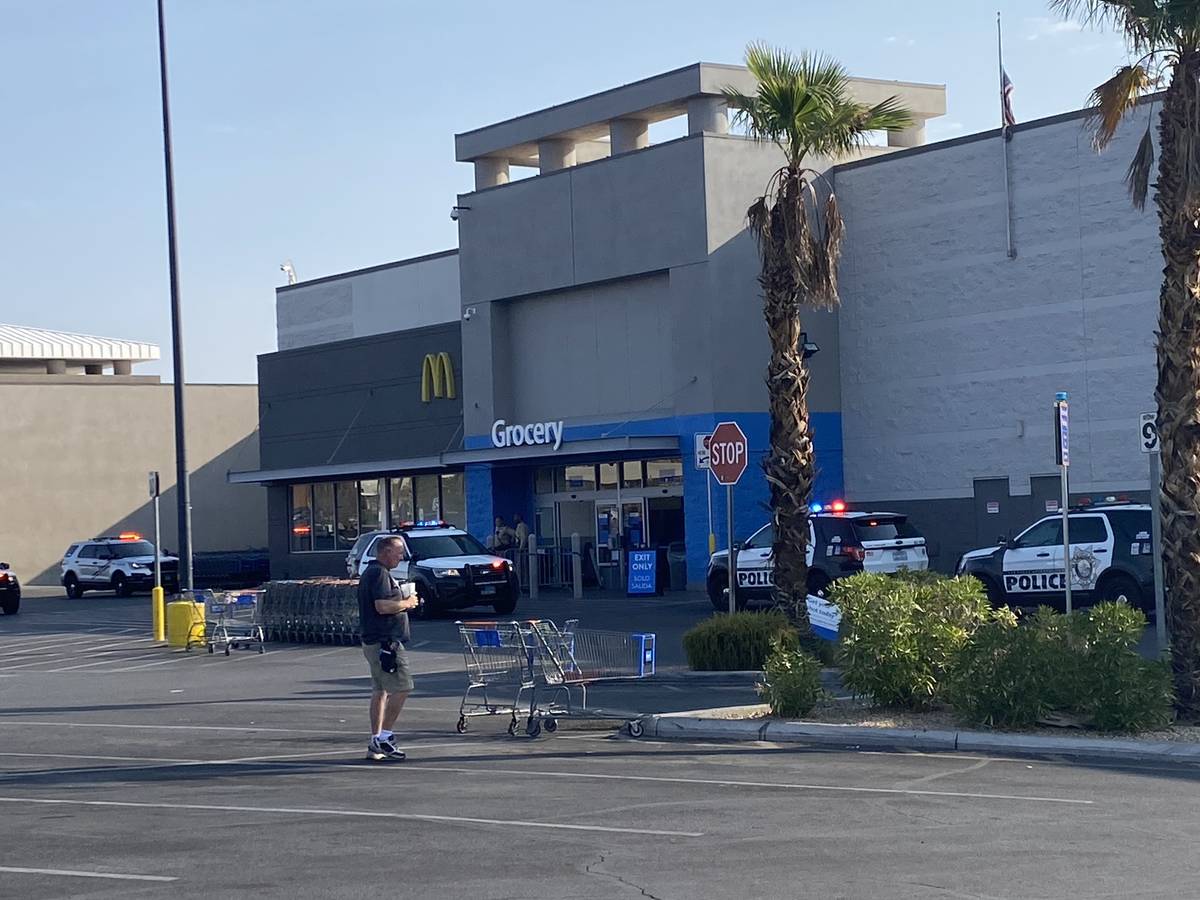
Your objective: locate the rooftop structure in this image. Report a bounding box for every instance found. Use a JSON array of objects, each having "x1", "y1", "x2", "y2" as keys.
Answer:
[
  {"x1": 456, "y1": 62, "x2": 947, "y2": 188},
  {"x1": 0, "y1": 324, "x2": 160, "y2": 376}
]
